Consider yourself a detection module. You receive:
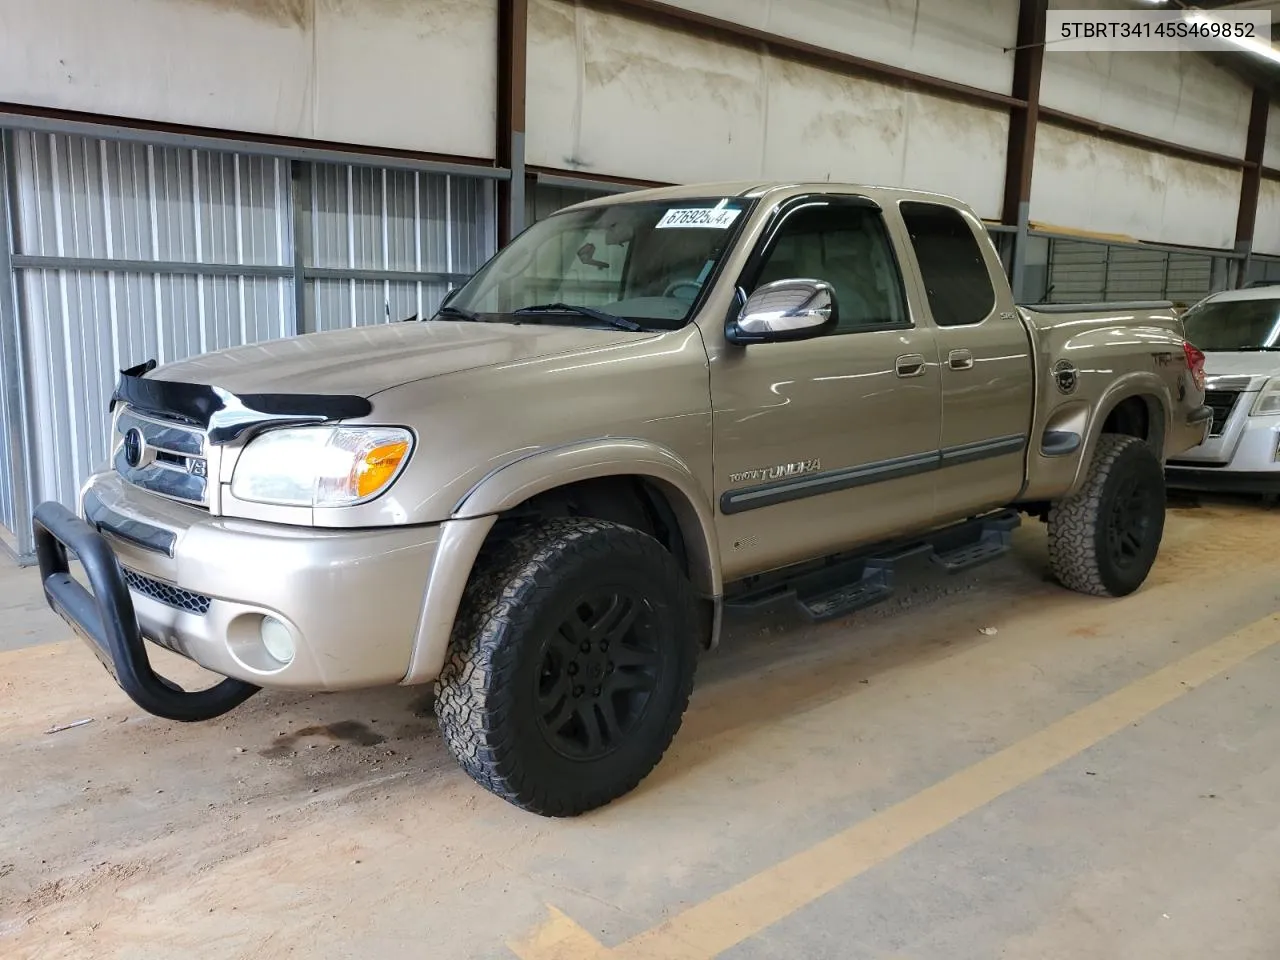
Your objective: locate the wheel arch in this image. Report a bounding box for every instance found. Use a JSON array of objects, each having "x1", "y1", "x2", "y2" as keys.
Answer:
[
  {"x1": 451, "y1": 438, "x2": 723, "y2": 599},
  {"x1": 1066, "y1": 378, "x2": 1170, "y2": 498}
]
